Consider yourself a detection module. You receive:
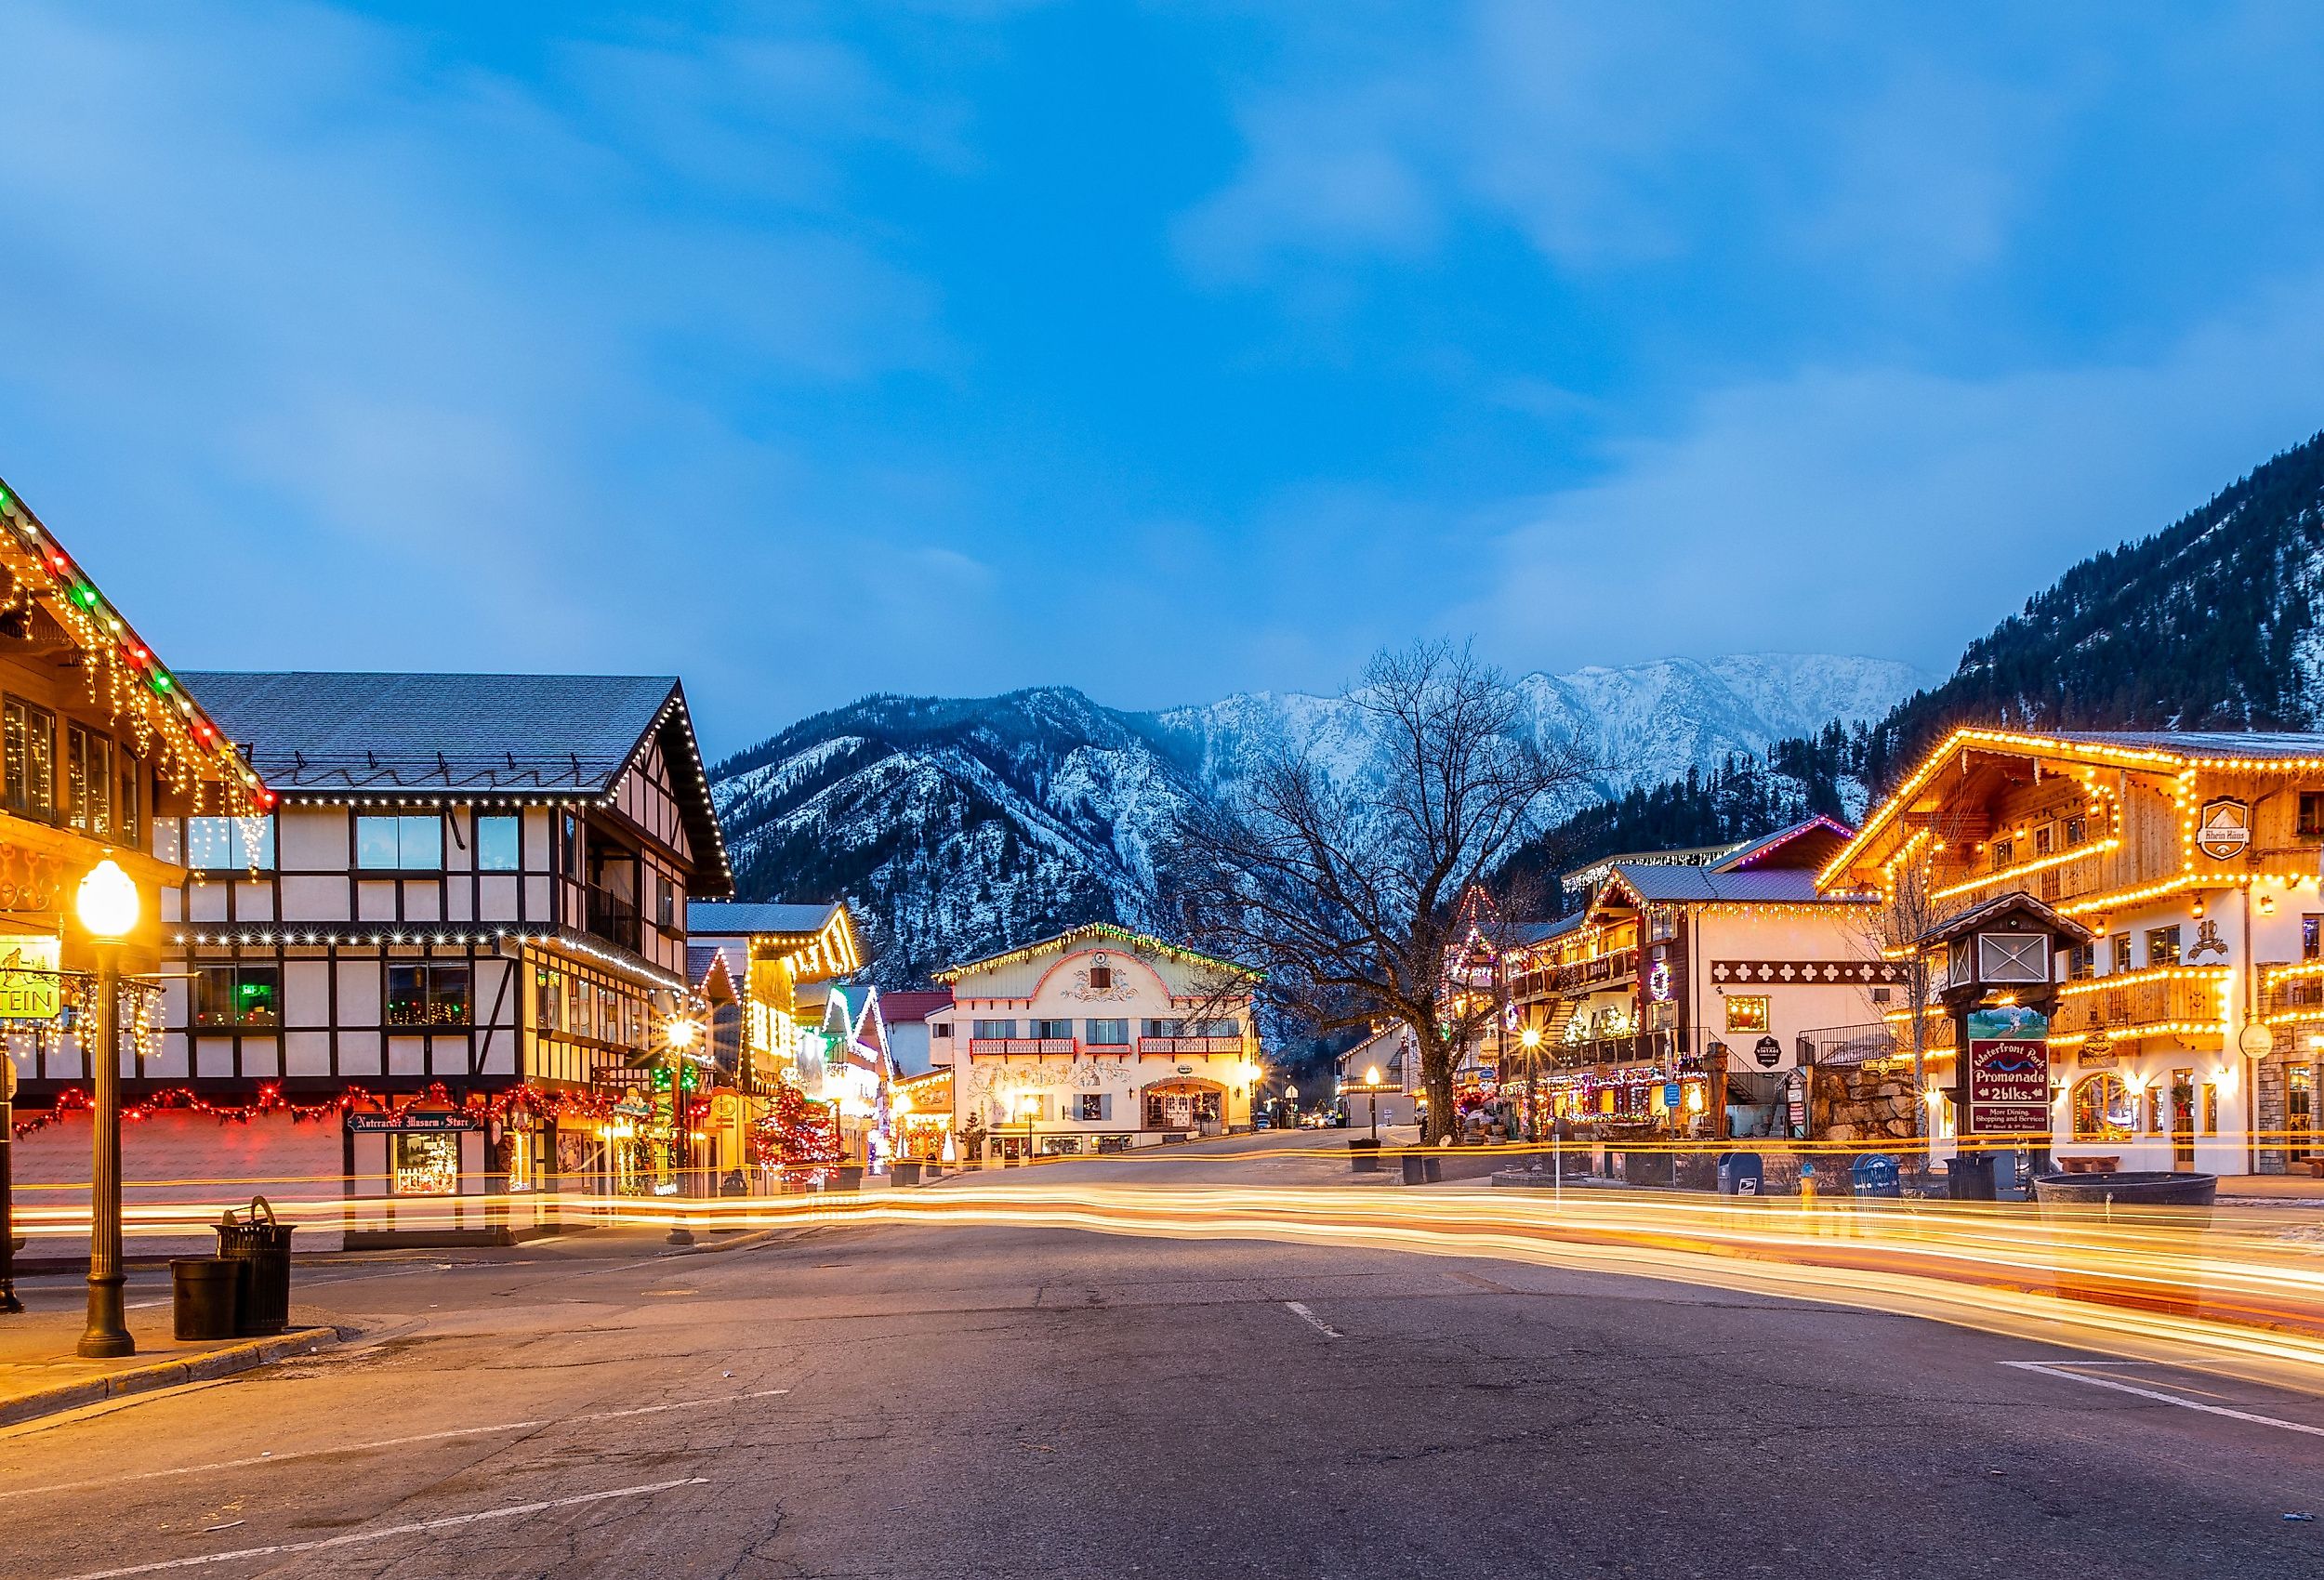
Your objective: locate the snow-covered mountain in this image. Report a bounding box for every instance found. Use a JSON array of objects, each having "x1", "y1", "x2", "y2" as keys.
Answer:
[{"x1": 710, "y1": 653, "x2": 1924, "y2": 986}]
